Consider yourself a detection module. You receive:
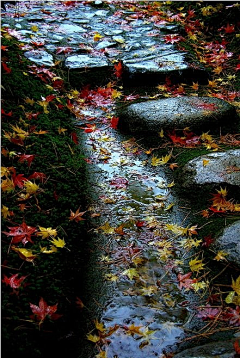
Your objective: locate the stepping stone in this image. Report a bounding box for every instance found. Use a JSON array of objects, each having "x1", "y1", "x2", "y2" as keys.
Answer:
[
  {"x1": 181, "y1": 149, "x2": 240, "y2": 188},
  {"x1": 65, "y1": 54, "x2": 109, "y2": 69},
  {"x1": 117, "y1": 97, "x2": 237, "y2": 133},
  {"x1": 24, "y1": 50, "x2": 54, "y2": 66},
  {"x1": 214, "y1": 220, "x2": 240, "y2": 267}
]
